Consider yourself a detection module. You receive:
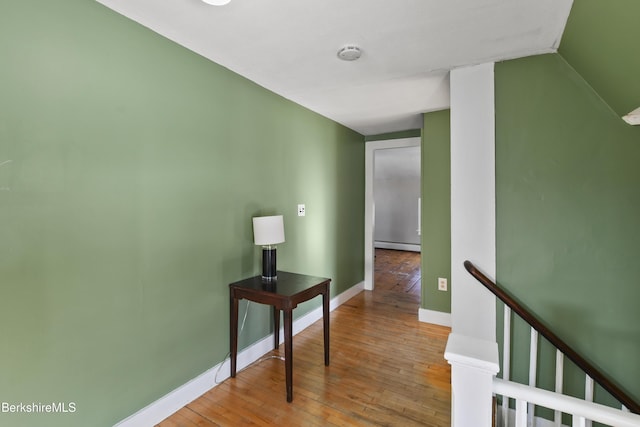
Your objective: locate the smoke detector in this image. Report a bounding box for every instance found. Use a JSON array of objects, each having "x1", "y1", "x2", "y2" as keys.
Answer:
[{"x1": 337, "y1": 45, "x2": 362, "y2": 61}]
